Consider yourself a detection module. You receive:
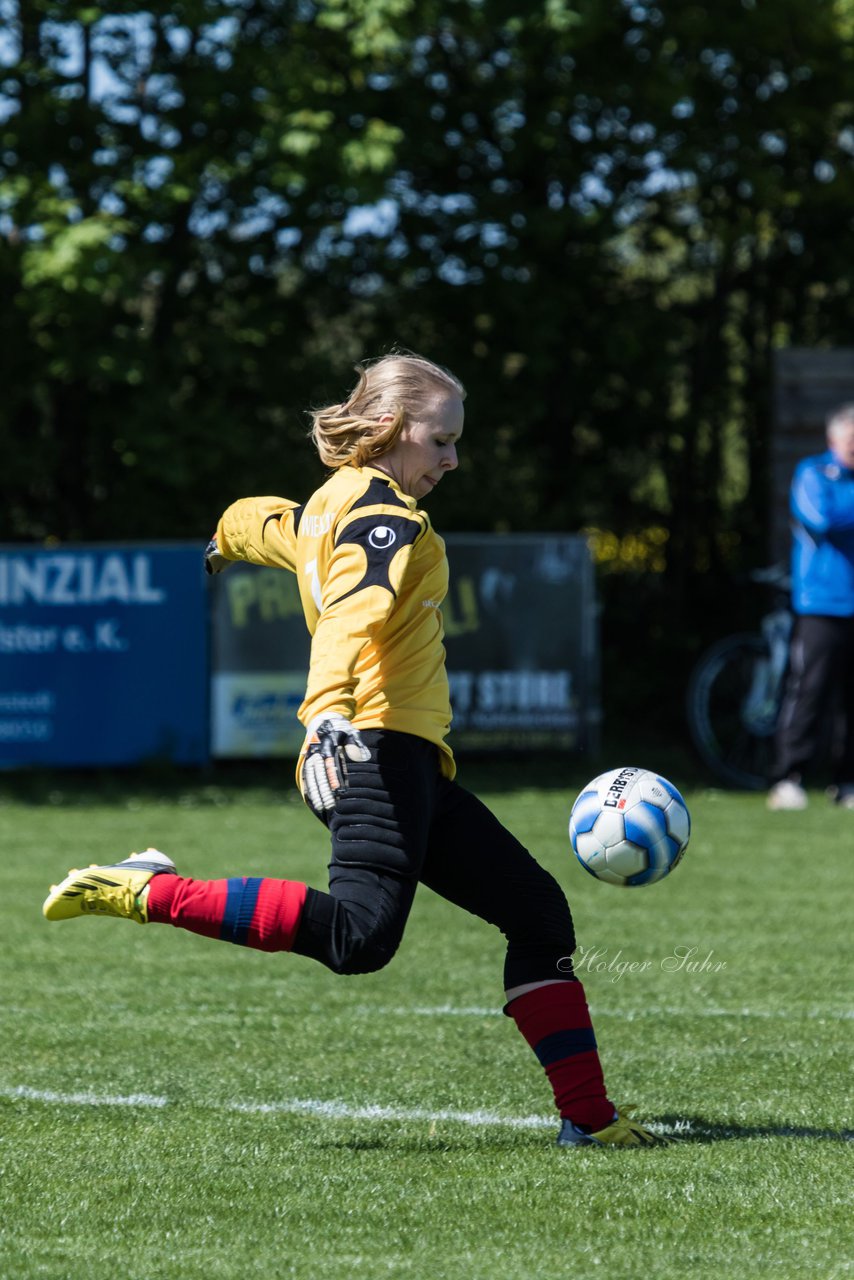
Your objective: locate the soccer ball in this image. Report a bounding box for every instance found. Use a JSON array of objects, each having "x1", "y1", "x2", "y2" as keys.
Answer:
[{"x1": 569, "y1": 766, "x2": 690, "y2": 887}]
